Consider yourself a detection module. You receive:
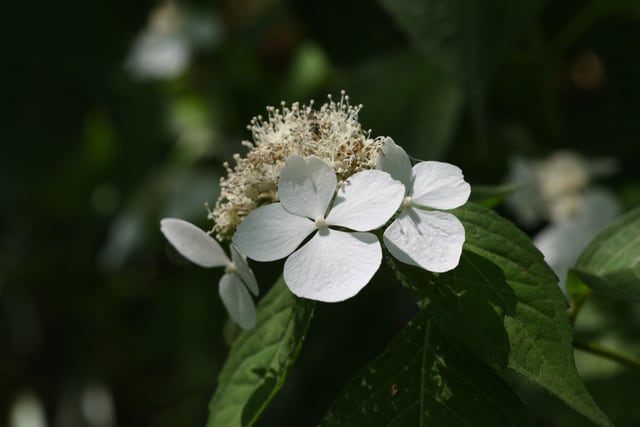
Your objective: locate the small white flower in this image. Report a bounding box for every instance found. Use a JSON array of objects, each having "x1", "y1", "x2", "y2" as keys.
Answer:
[
  {"x1": 160, "y1": 218, "x2": 258, "y2": 329},
  {"x1": 376, "y1": 138, "x2": 470, "y2": 272},
  {"x1": 233, "y1": 155, "x2": 405, "y2": 302}
]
